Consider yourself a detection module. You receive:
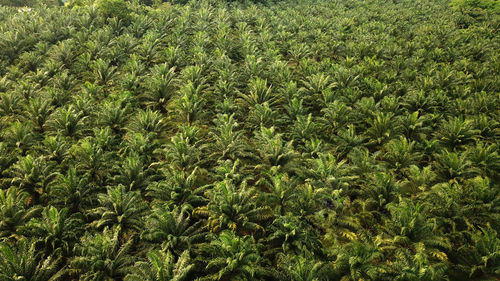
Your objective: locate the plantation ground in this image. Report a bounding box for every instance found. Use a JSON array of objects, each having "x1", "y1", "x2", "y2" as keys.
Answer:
[{"x1": 0, "y1": 0, "x2": 499, "y2": 280}]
